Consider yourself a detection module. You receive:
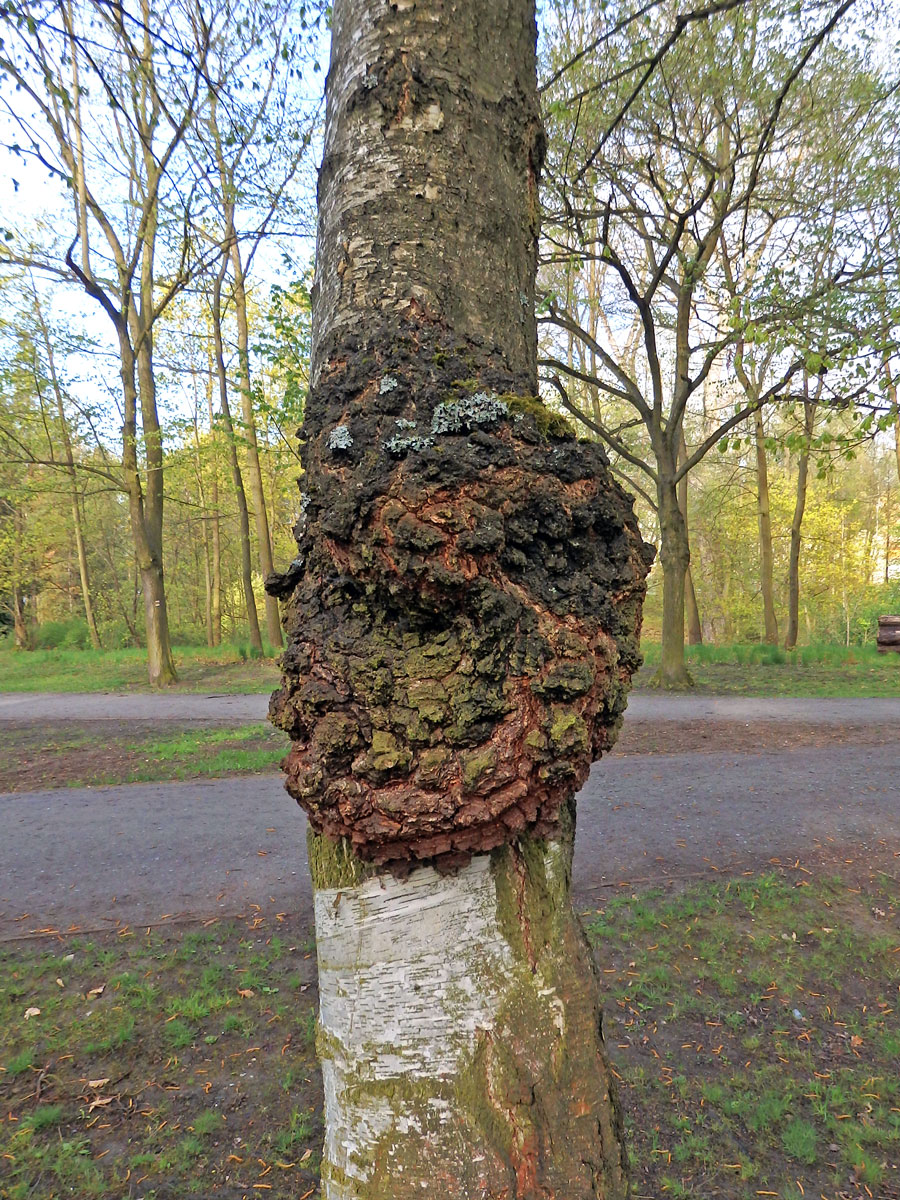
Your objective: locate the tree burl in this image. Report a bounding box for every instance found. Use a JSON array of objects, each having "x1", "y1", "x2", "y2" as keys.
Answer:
[{"x1": 269, "y1": 317, "x2": 653, "y2": 870}]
